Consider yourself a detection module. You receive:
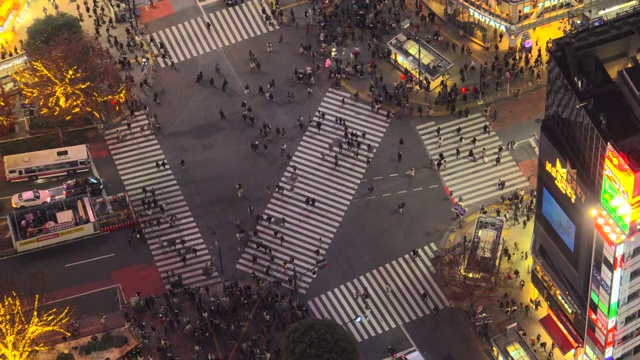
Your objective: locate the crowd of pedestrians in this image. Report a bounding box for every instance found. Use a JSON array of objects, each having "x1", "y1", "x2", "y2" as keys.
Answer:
[{"x1": 119, "y1": 280, "x2": 310, "y2": 359}]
